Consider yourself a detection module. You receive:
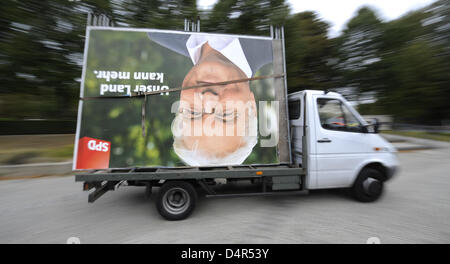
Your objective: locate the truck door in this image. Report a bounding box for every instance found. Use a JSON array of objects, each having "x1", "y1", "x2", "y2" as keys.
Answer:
[{"x1": 312, "y1": 94, "x2": 369, "y2": 188}]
